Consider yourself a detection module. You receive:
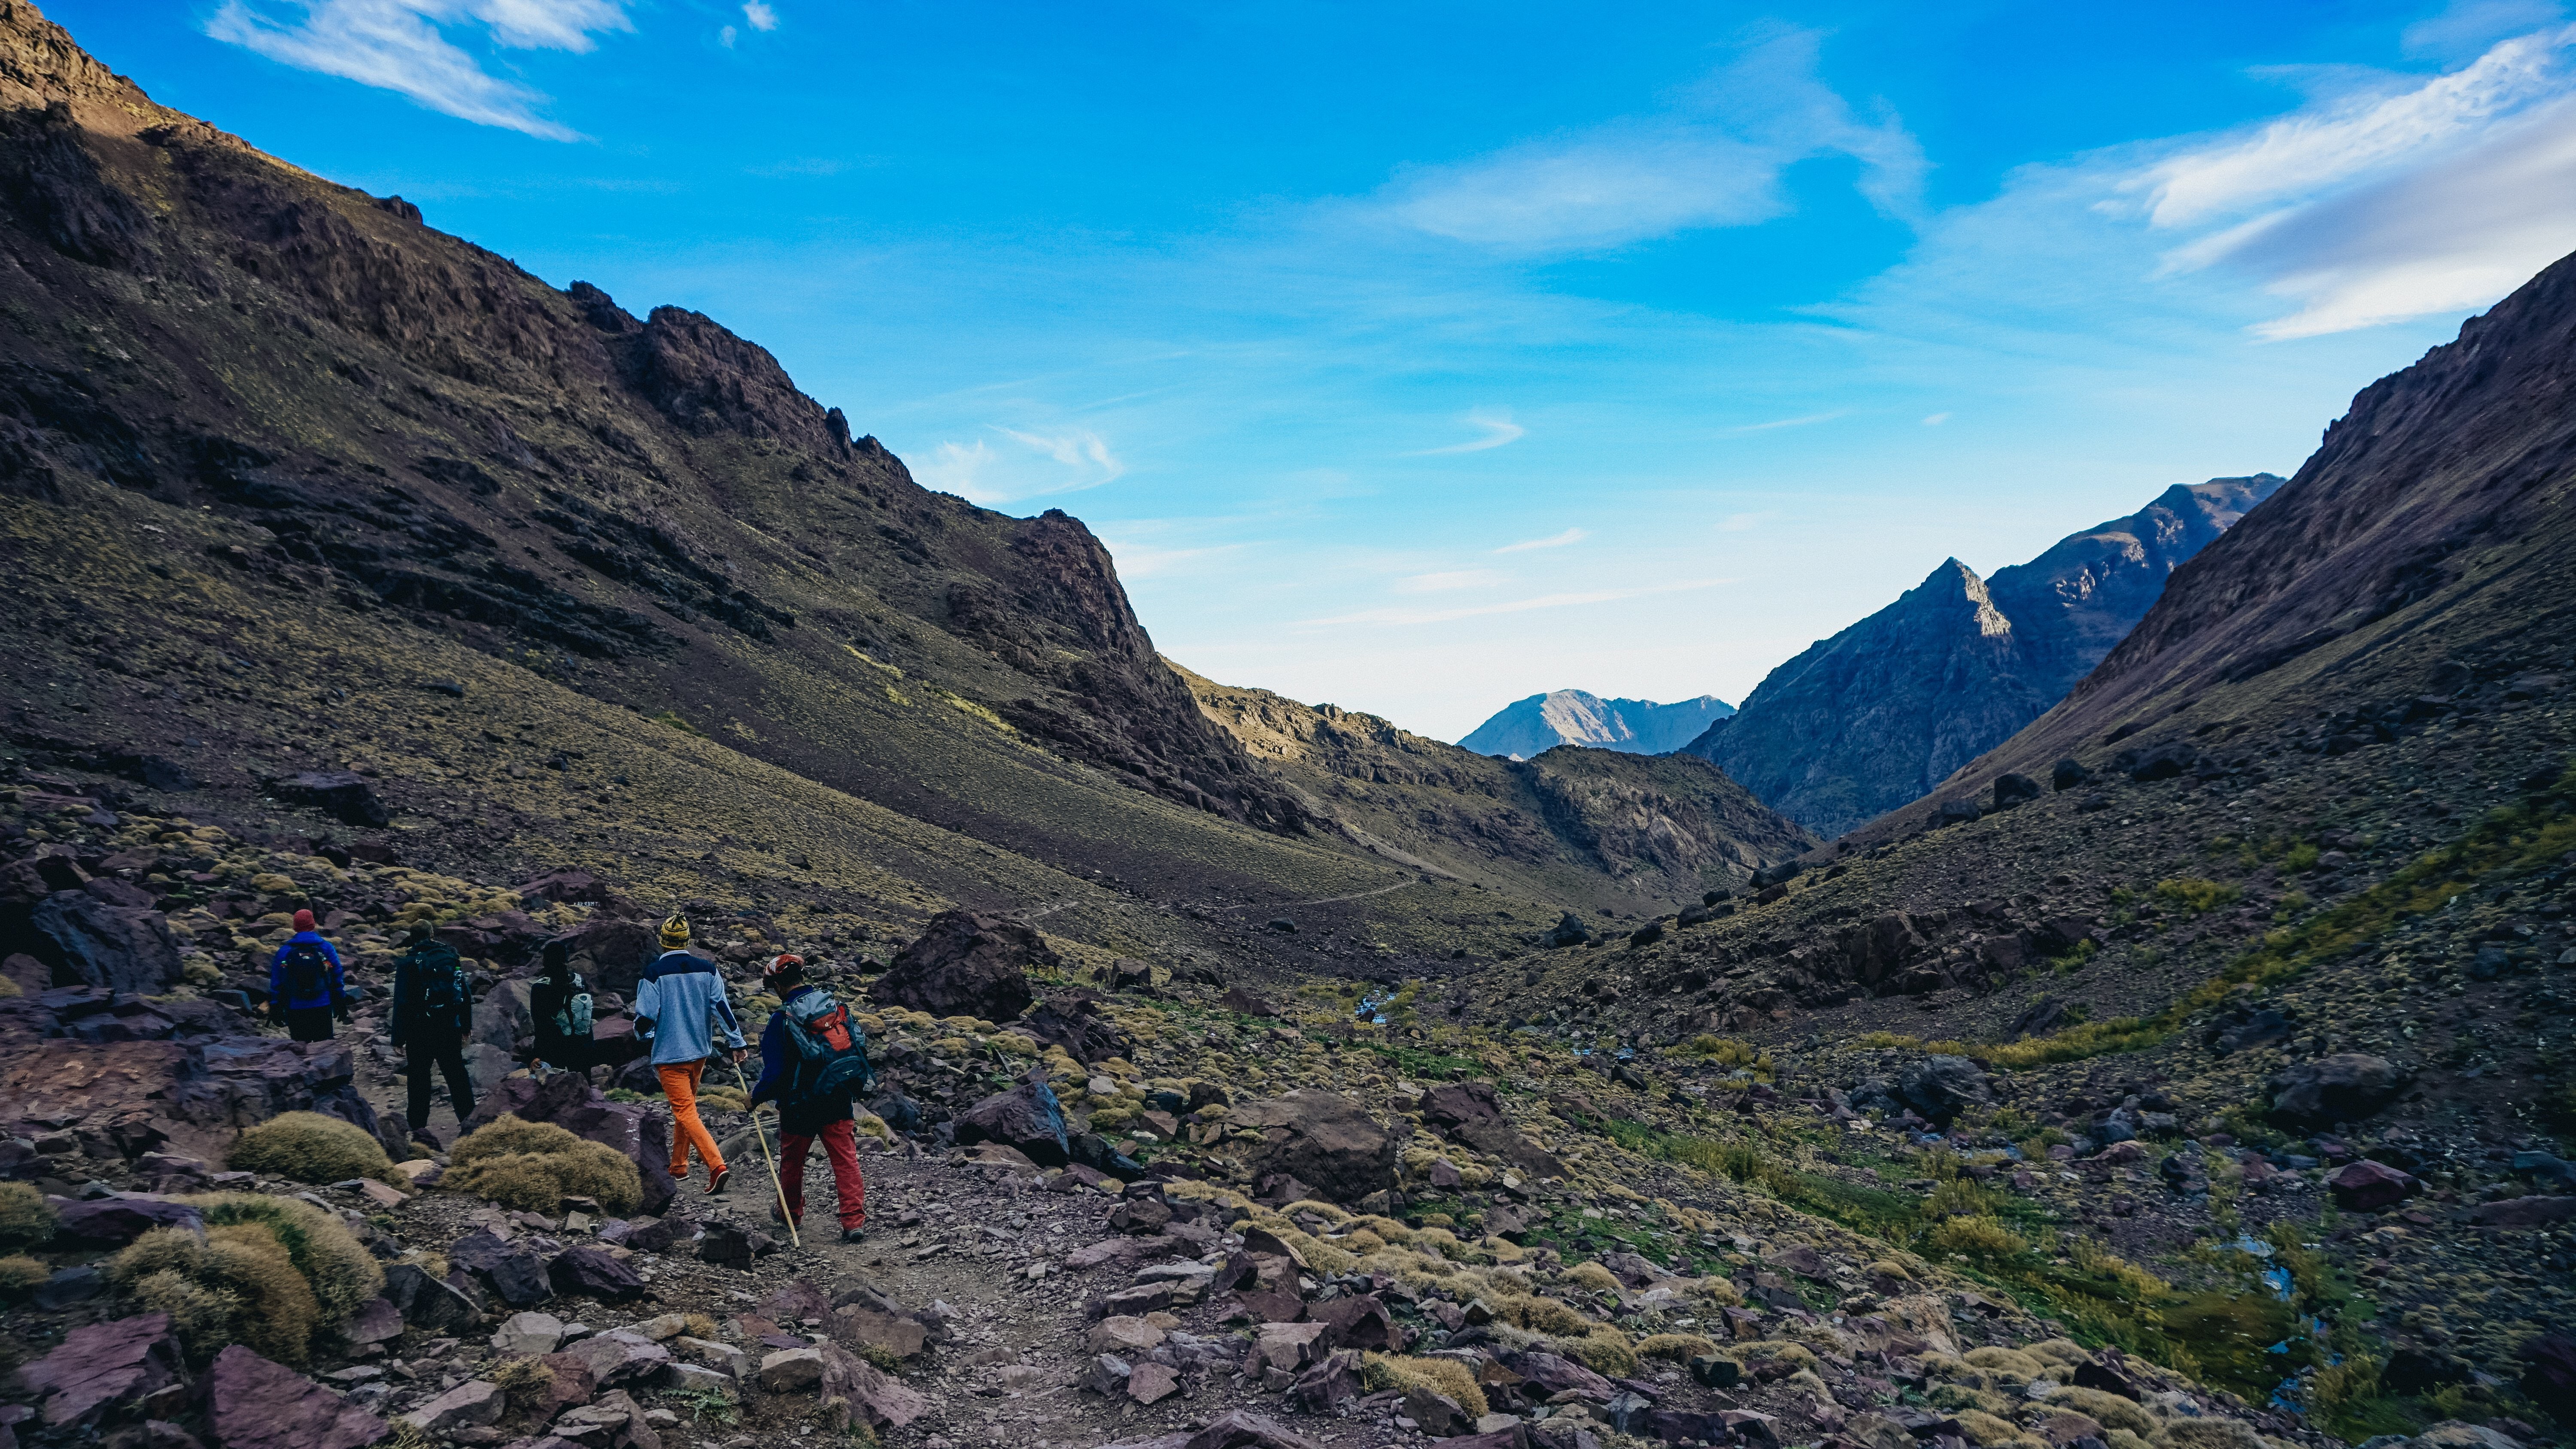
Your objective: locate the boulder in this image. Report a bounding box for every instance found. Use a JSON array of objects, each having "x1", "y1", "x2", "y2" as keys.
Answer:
[
  {"x1": 954, "y1": 1077, "x2": 1070, "y2": 1166},
  {"x1": 1309, "y1": 1293, "x2": 1394, "y2": 1351},
  {"x1": 1893, "y1": 1056, "x2": 1990, "y2": 1124},
  {"x1": 266, "y1": 772, "x2": 389, "y2": 828},
  {"x1": 399, "y1": 1380, "x2": 503, "y2": 1434},
  {"x1": 200, "y1": 1345, "x2": 389, "y2": 1449},
  {"x1": 2466, "y1": 1195, "x2": 2576, "y2": 1228},
  {"x1": 1232, "y1": 1091, "x2": 1397, "y2": 1204},
  {"x1": 1991, "y1": 773, "x2": 2044, "y2": 809},
  {"x1": 2520, "y1": 1333, "x2": 2576, "y2": 1423},
  {"x1": 492, "y1": 1310, "x2": 567, "y2": 1357},
  {"x1": 0, "y1": 1035, "x2": 373, "y2": 1167},
  {"x1": 343, "y1": 1297, "x2": 403, "y2": 1349},
  {"x1": 532, "y1": 1353, "x2": 599, "y2": 1417},
  {"x1": 14, "y1": 1312, "x2": 183, "y2": 1427},
  {"x1": 2050, "y1": 758, "x2": 2091, "y2": 791},
  {"x1": 2325, "y1": 1159, "x2": 2418, "y2": 1211},
  {"x1": 548, "y1": 1247, "x2": 647, "y2": 1300},
  {"x1": 2269, "y1": 1054, "x2": 2410, "y2": 1125},
  {"x1": 464, "y1": 1069, "x2": 677, "y2": 1214},
  {"x1": 867, "y1": 910, "x2": 1049, "y2": 1022},
  {"x1": 1018, "y1": 994, "x2": 1132, "y2": 1064},
  {"x1": 552, "y1": 1389, "x2": 657, "y2": 1449},
  {"x1": 757, "y1": 1347, "x2": 827, "y2": 1392},
  {"x1": 1077, "y1": 1354, "x2": 1133, "y2": 1395},
  {"x1": 448, "y1": 1228, "x2": 552, "y2": 1308},
  {"x1": 49, "y1": 1193, "x2": 205, "y2": 1246},
  {"x1": 816, "y1": 1342, "x2": 930, "y2": 1432},
  {"x1": 25, "y1": 893, "x2": 183, "y2": 994},
  {"x1": 559, "y1": 1331, "x2": 668, "y2": 1387},
  {"x1": 469, "y1": 979, "x2": 534, "y2": 1055},
  {"x1": 1289, "y1": 1349, "x2": 1361, "y2": 1413},
  {"x1": 382, "y1": 1262, "x2": 480, "y2": 1332},
  {"x1": 1403, "y1": 1384, "x2": 1470, "y2": 1436},
  {"x1": 1128, "y1": 1361, "x2": 1181, "y2": 1405},
  {"x1": 1421, "y1": 1081, "x2": 1503, "y2": 1132},
  {"x1": 562, "y1": 917, "x2": 659, "y2": 1000}
]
